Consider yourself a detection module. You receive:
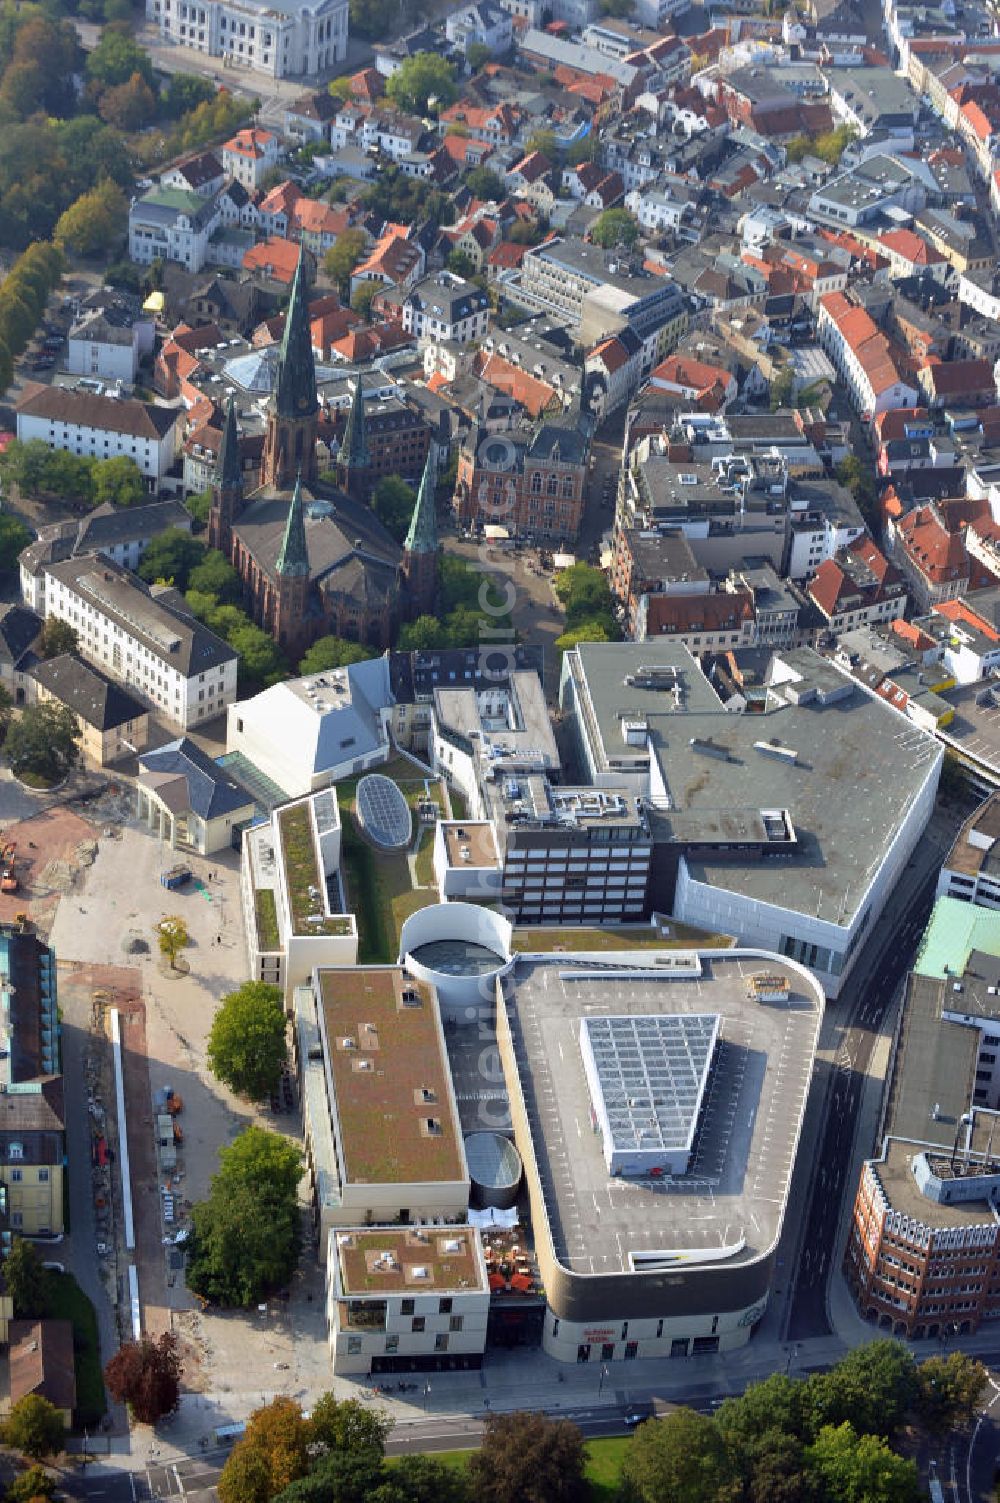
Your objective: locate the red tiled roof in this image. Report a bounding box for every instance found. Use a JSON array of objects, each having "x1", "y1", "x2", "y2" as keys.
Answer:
[
  {"x1": 880, "y1": 228, "x2": 943, "y2": 265},
  {"x1": 923, "y1": 358, "x2": 995, "y2": 397},
  {"x1": 225, "y1": 127, "x2": 275, "y2": 159},
  {"x1": 643, "y1": 588, "x2": 755, "y2": 635},
  {"x1": 935, "y1": 597, "x2": 1000, "y2": 641},
  {"x1": 475, "y1": 350, "x2": 559, "y2": 418},
  {"x1": 487, "y1": 241, "x2": 526, "y2": 269},
  {"x1": 242, "y1": 237, "x2": 302, "y2": 282}
]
